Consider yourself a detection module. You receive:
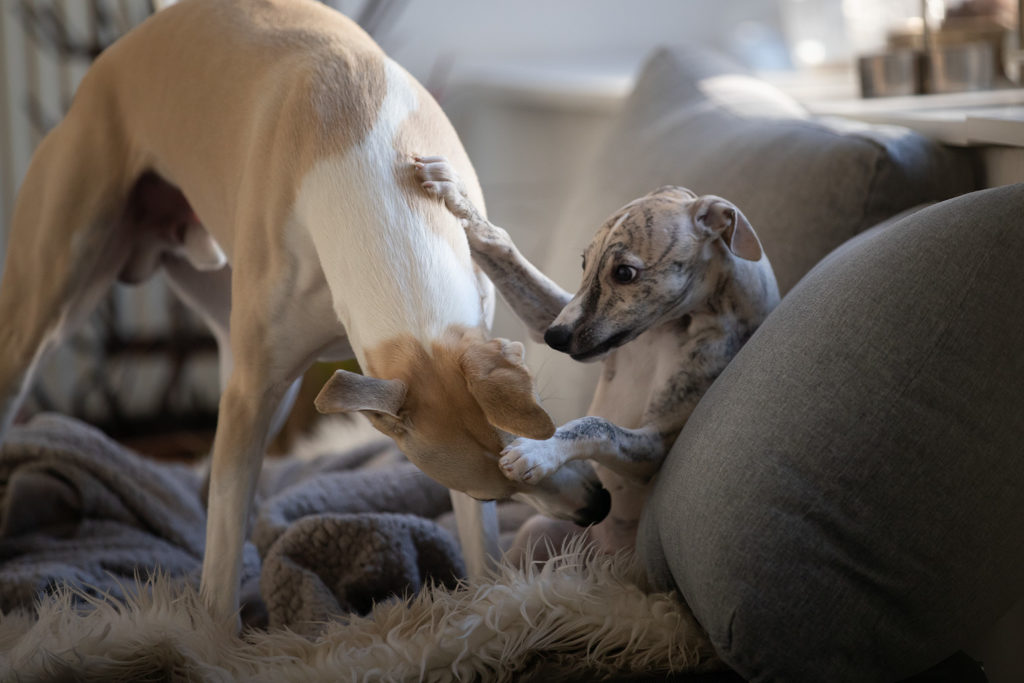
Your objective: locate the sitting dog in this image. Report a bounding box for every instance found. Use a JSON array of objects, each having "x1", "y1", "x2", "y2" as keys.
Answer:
[
  {"x1": 0, "y1": 0, "x2": 609, "y2": 627},
  {"x1": 415, "y1": 156, "x2": 780, "y2": 552}
]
